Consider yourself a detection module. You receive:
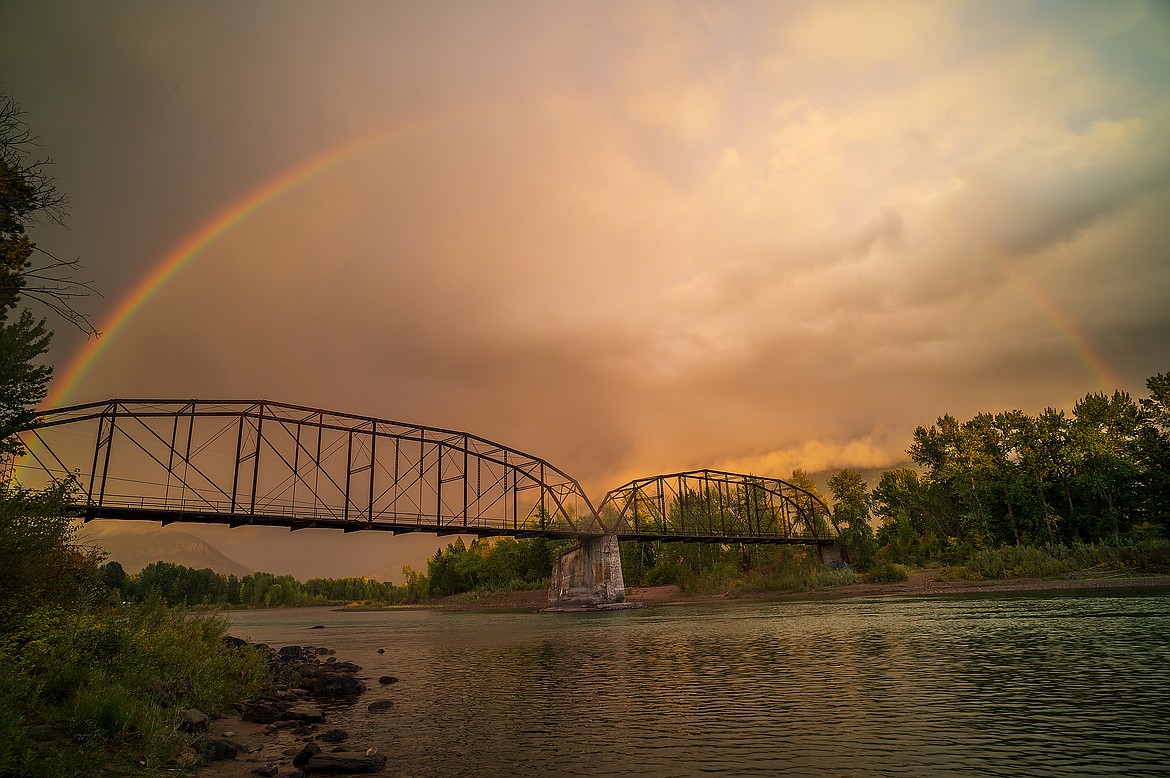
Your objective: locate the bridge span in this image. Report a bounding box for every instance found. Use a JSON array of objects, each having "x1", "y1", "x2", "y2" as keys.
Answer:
[{"x1": 14, "y1": 399, "x2": 840, "y2": 607}]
